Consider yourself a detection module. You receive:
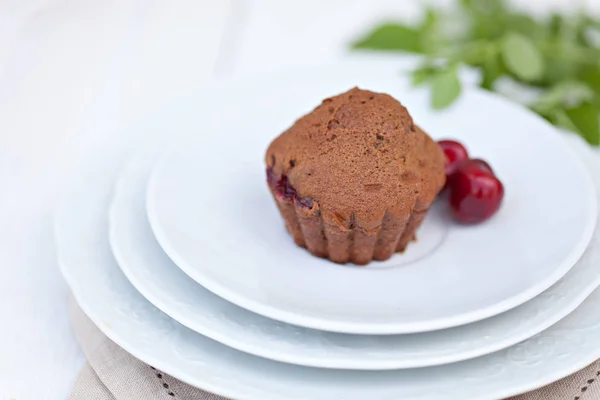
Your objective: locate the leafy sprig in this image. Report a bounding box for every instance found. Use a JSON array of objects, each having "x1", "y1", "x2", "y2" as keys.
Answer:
[{"x1": 352, "y1": 0, "x2": 600, "y2": 146}]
